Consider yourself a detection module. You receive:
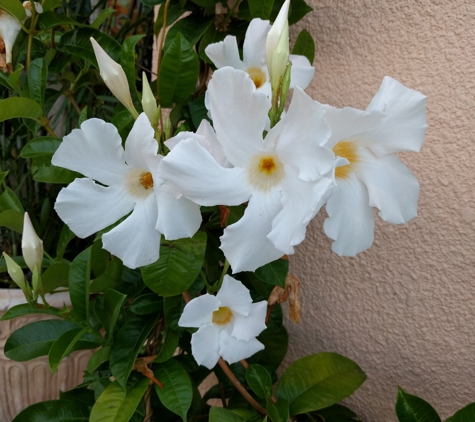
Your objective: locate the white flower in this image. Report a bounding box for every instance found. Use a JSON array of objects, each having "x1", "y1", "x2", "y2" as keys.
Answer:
[
  {"x1": 90, "y1": 37, "x2": 138, "y2": 119},
  {"x1": 141, "y1": 71, "x2": 157, "y2": 126},
  {"x1": 205, "y1": 18, "x2": 314, "y2": 100},
  {"x1": 21, "y1": 212, "x2": 43, "y2": 273},
  {"x1": 0, "y1": 10, "x2": 21, "y2": 65},
  {"x1": 178, "y1": 275, "x2": 267, "y2": 369},
  {"x1": 160, "y1": 67, "x2": 334, "y2": 272},
  {"x1": 22, "y1": 1, "x2": 43, "y2": 16},
  {"x1": 52, "y1": 113, "x2": 201, "y2": 269},
  {"x1": 320, "y1": 76, "x2": 427, "y2": 256}
]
